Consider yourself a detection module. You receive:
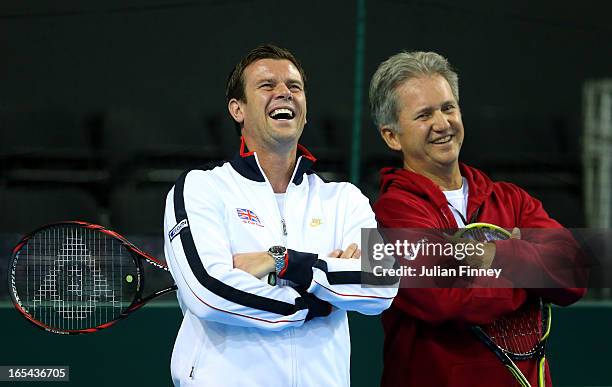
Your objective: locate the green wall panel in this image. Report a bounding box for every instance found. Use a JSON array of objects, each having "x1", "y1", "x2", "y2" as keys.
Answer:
[{"x1": 0, "y1": 302, "x2": 609, "y2": 386}]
